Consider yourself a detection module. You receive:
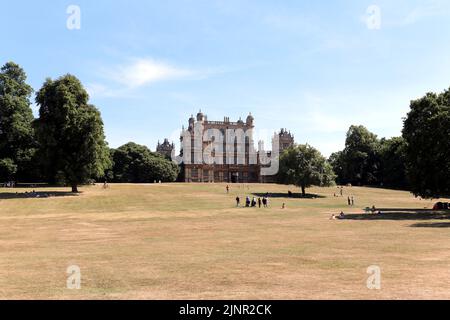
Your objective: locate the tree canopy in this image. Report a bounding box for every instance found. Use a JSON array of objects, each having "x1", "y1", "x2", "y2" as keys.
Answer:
[
  {"x1": 341, "y1": 125, "x2": 380, "y2": 186},
  {"x1": 0, "y1": 62, "x2": 36, "y2": 181},
  {"x1": 110, "y1": 142, "x2": 179, "y2": 183},
  {"x1": 278, "y1": 144, "x2": 336, "y2": 196},
  {"x1": 378, "y1": 136, "x2": 408, "y2": 189},
  {"x1": 329, "y1": 125, "x2": 408, "y2": 190},
  {"x1": 402, "y1": 89, "x2": 450, "y2": 198},
  {"x1": 34, "y1": 75, "x2": 111, "y2": 192}
]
